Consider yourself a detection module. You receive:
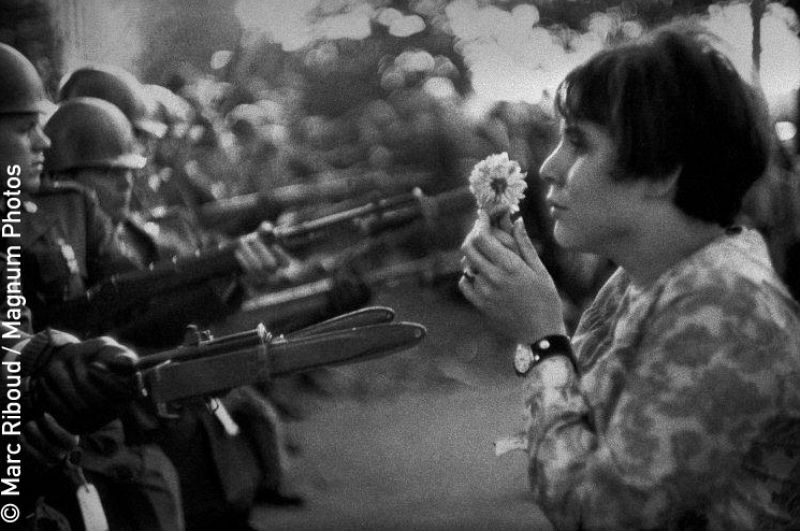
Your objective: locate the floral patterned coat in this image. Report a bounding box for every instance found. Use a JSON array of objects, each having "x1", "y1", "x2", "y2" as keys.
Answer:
[{"x1": 522, "y1": 228, "x2": 800, "y2": 530}]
